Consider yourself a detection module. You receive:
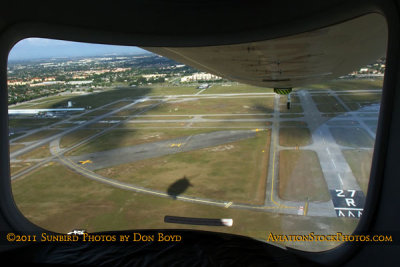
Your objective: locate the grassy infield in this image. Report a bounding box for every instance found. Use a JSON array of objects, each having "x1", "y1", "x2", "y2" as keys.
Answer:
[{"x1": 10, "y1": 80, "x2": 380, "y2": 249}]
